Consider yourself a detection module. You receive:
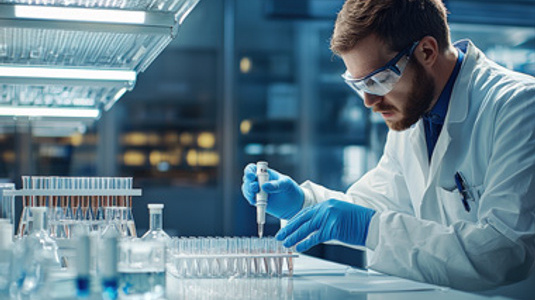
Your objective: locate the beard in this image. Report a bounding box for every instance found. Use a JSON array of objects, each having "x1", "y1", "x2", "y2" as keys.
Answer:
[{"x1": 376, "y1": 60, "x2": 436, "y2": 131}]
